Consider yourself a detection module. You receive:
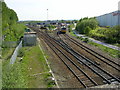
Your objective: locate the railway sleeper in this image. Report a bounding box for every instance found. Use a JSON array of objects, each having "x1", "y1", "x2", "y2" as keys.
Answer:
[
  {"x1": 66, "y1": 34, "x2": 120, "y2": 67},
  {"x1": 87, "y1": 84, "x2": 95, "y2": 87},
  {"x1": 77, "y1": 74, "x2": 86, "y2": 77},
  {"x1": 41, "y1": 31, "x2": 119, "y2": 84},
  {"x1": 82, "y1": 81, "x2": 95, "y2": 87},
  {"x1": 54, "y1": 33, "x2": 120, "y2": 83}
]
